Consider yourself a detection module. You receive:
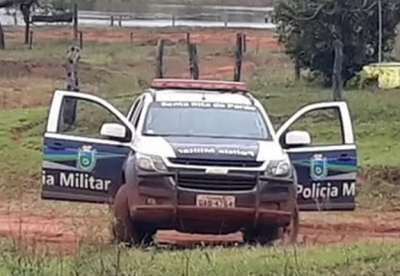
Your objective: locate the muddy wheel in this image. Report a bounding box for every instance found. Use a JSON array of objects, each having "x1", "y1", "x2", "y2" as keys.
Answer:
[
  {"x1": 276, "y1": 205, "x2": 299, "y2": 245},
  {"x1": 242, "y1": 205, "x2": 299, "y2": 246},
  {"x1": 242, "y1": 226, "x2": 279, "y2": 246},
  {"x1": 111, "y1": 184, "x2": 156, "y2": 247}
]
